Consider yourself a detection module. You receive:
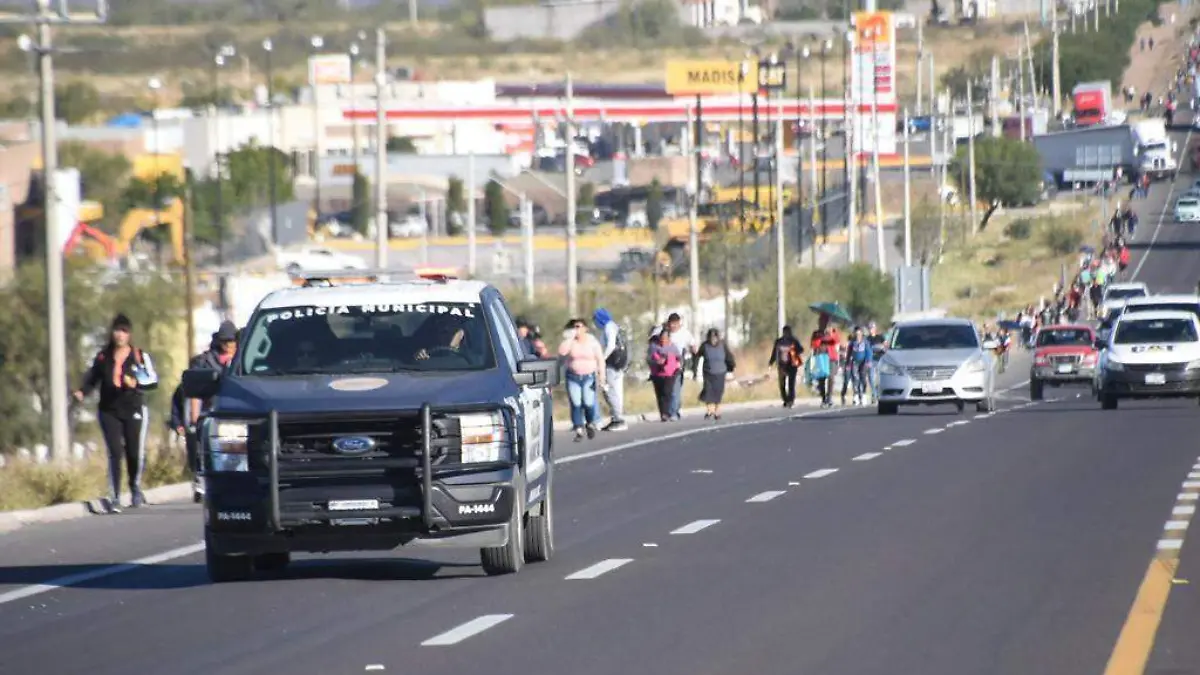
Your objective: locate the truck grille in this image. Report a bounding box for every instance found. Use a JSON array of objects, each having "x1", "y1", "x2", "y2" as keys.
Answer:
[
  {"x1": 274, "y1": 412, "x2": 464, "y2": 466},
  {"x1": 1124, "y1": 362, "x2": 1188, "y2": 373},
  {"x1": 1049, "y1": 354, "x2": 1082, "y2": 365},
  {"x1": 906, "y1": 366, "x2": 958, "y2": 381}
]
